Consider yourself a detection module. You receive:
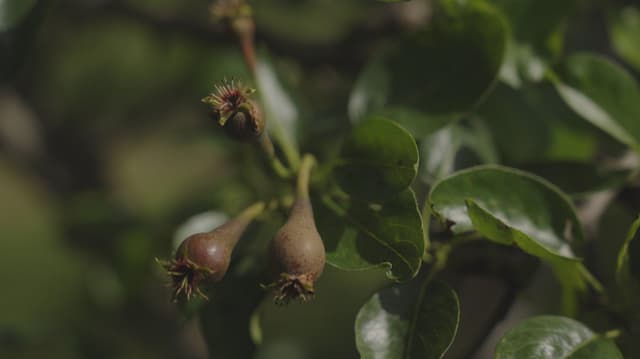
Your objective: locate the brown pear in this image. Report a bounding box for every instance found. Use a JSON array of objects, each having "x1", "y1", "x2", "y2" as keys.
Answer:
[
  {"x1": 160, "y1": 202, "x2": 264, "y2": 301},
  {"x1": 268, "y1": 154, "x2": 325, "y2": 304}
]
